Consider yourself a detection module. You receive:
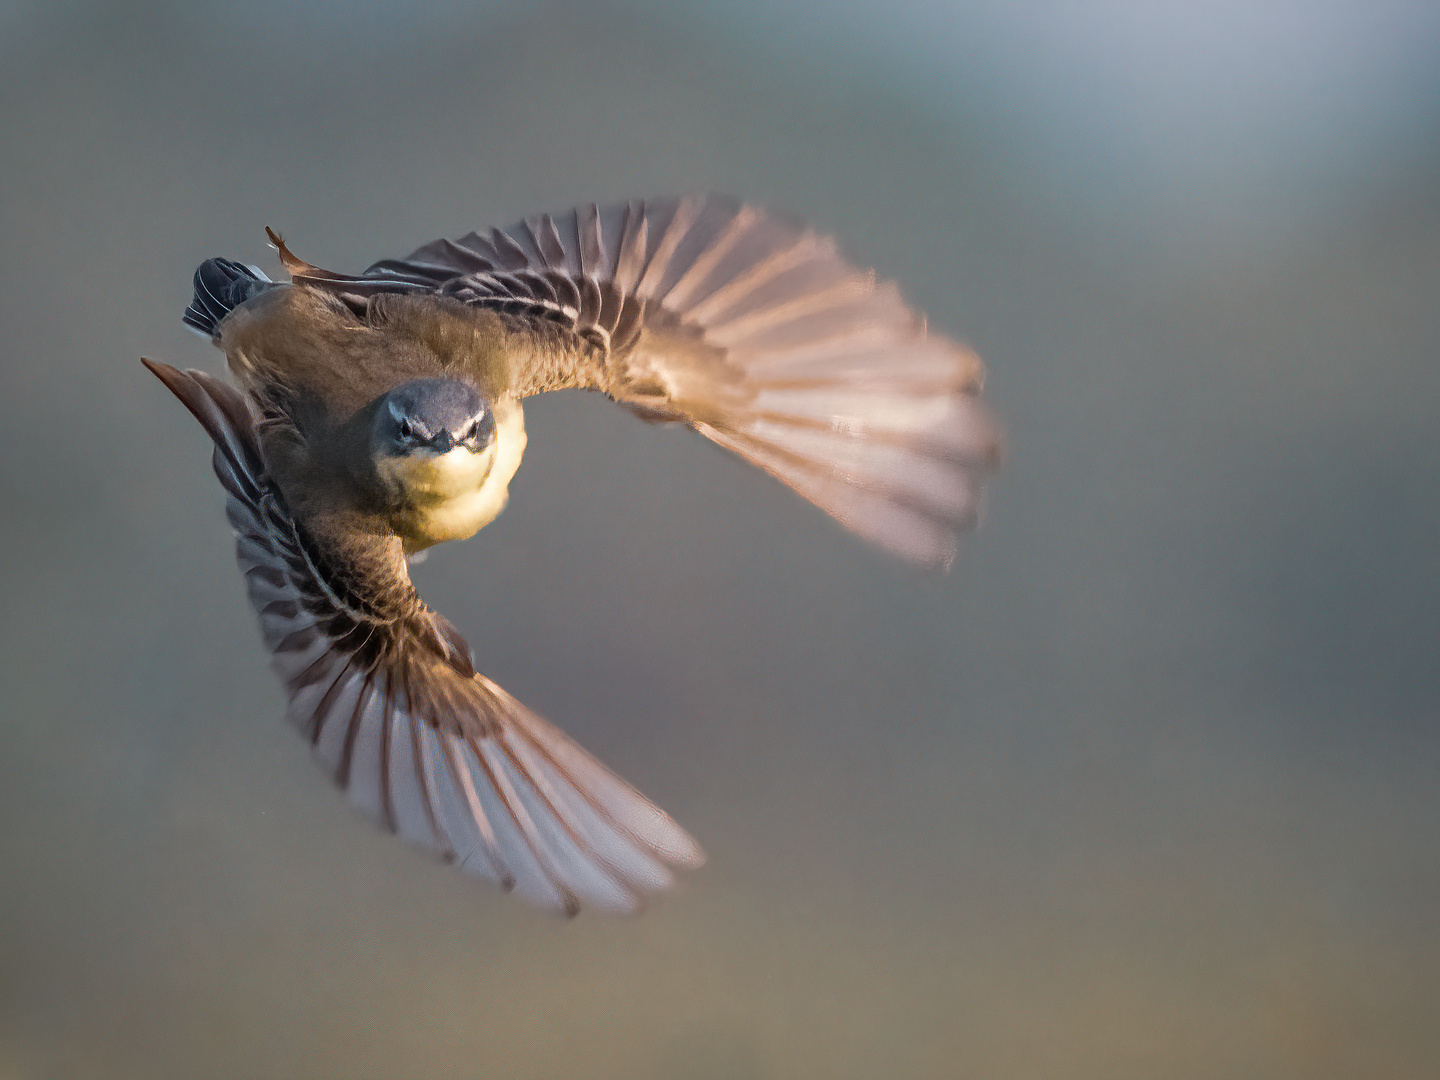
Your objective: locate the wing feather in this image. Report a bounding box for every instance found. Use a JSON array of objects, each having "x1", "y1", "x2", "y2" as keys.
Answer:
[
  {"x1": 144, "y1": 361, "x2": 703, "y2": 914},
  {"x1": 356, "y1": 196, "x2": 999, "y2": 569}
]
